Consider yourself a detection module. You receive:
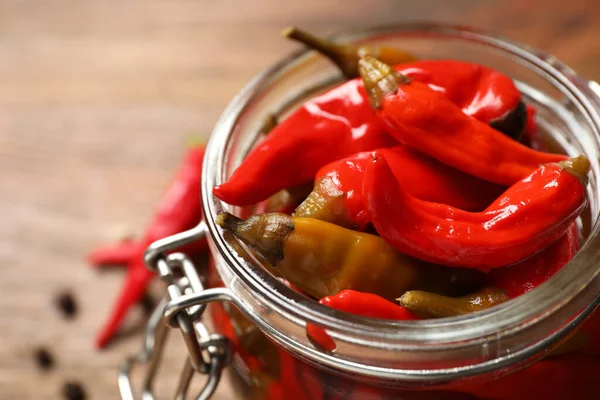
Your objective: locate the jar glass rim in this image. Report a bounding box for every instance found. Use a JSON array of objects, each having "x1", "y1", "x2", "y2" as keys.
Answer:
[{"x1": 201, "y1": 22, "x2": 600, "y2": 376}]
